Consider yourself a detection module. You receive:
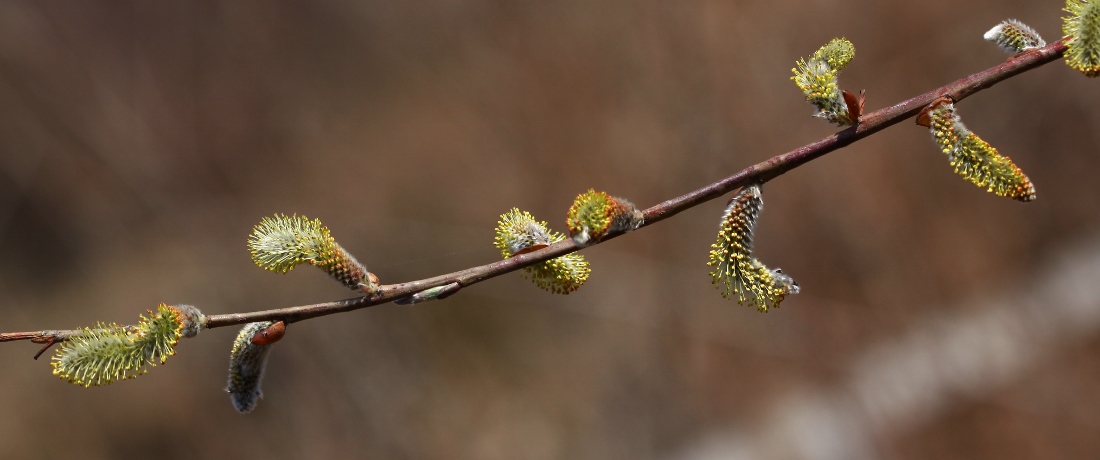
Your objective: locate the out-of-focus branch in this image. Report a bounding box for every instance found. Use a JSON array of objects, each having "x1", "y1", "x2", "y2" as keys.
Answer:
[{"x1": 0, "y1": 39, "x2": 1069, "y2": 343}]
